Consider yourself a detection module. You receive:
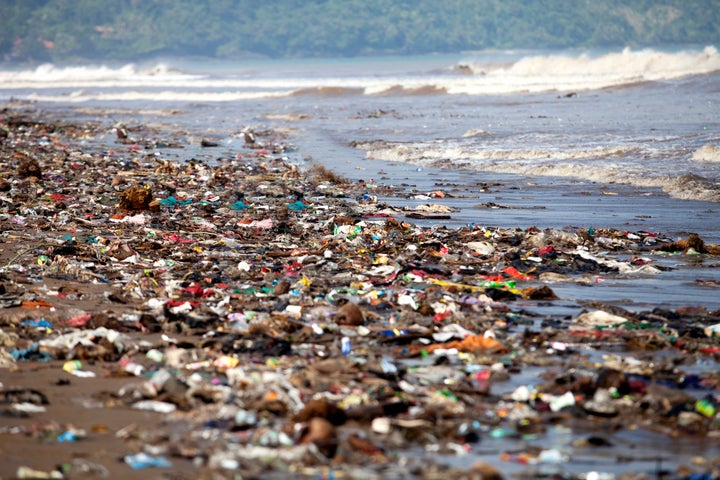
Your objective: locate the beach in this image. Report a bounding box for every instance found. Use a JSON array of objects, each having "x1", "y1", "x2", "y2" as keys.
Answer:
[
  {"x1": 1, "y1": 47, "x2": 719, "y2": 479},
  {"x1": 0, "y1": 101, "x2": 718, "y2": 479}
]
